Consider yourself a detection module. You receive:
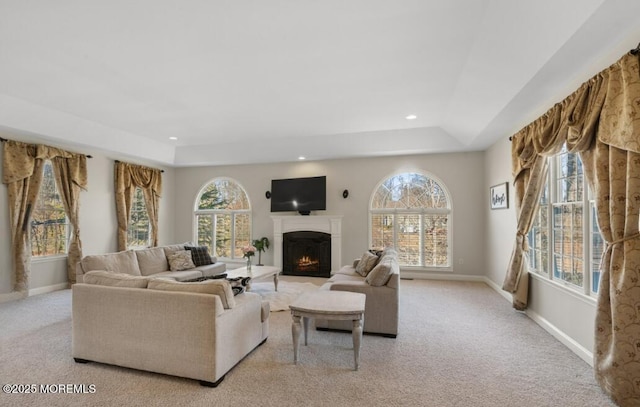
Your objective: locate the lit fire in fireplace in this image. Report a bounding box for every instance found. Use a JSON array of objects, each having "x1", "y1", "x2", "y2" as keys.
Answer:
[{"x1": 296, "y1": 256, "x2": 319, "y2": 271}]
